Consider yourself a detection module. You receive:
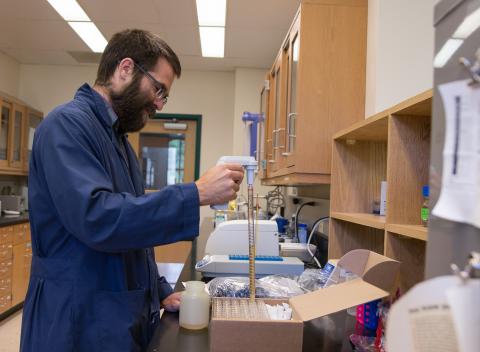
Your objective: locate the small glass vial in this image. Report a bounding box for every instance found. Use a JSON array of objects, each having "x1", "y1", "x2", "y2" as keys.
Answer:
[
  {"x1": 179, "y1": 281, "x2": 210, "y2": 330},
  {"x1": 421, "y1": 185, "x2": 429, "y2": 227}
]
